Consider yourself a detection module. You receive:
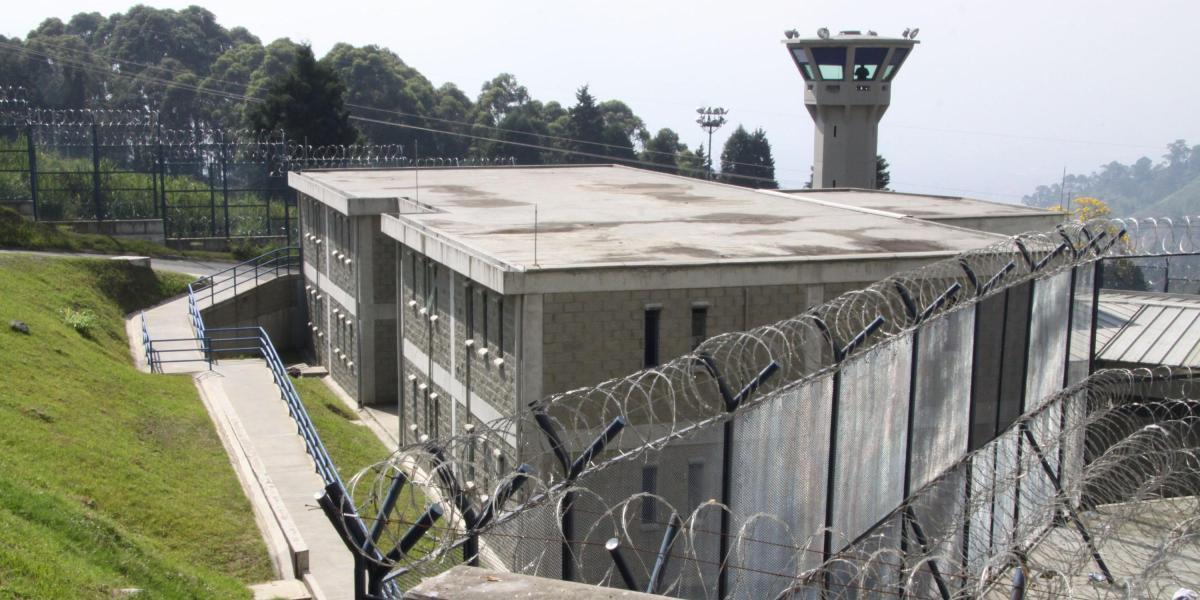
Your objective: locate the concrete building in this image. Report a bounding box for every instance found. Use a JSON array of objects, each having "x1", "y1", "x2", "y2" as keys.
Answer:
[
  {"x1": 290, "y1": 164, "x2": 1015, "y2": 442},
  {"x1": 780, "y1": 188, "x2": 1063, "y2": 235},
  {"x1": 784, "y1": 29, "x2": 917, "y2": 189}
]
